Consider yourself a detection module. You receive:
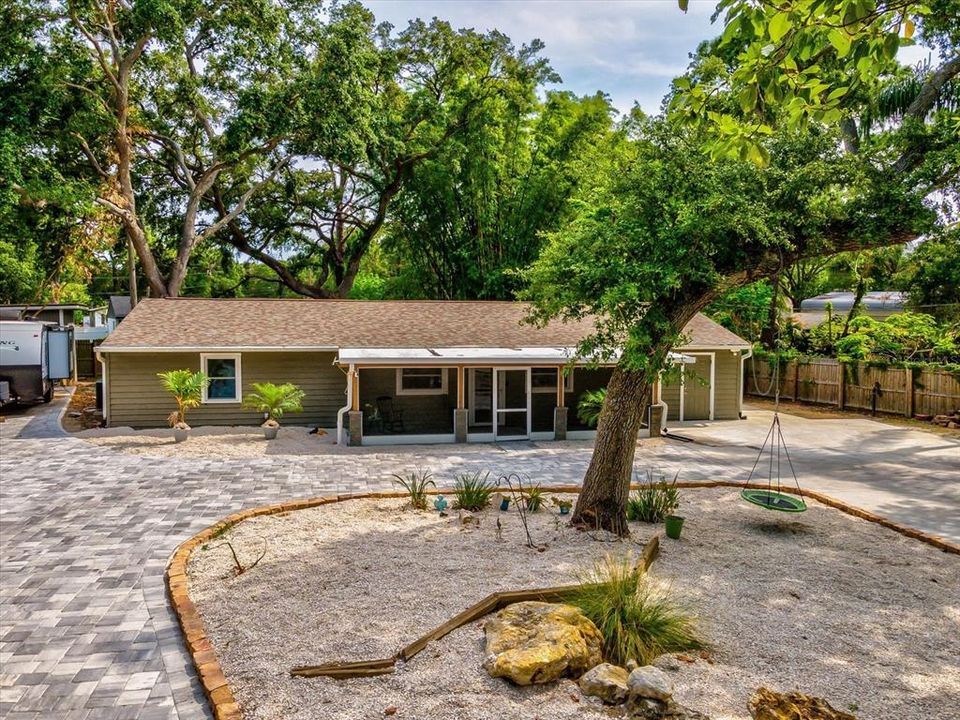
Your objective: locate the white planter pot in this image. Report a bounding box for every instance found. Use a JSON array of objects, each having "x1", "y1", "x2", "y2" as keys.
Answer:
[
  {"x1": 263, "y1": 425, "x2": 279, "y2": 440},
  {"x1": 173, "y1": 427, "x2": 189, "y2": 443}
]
